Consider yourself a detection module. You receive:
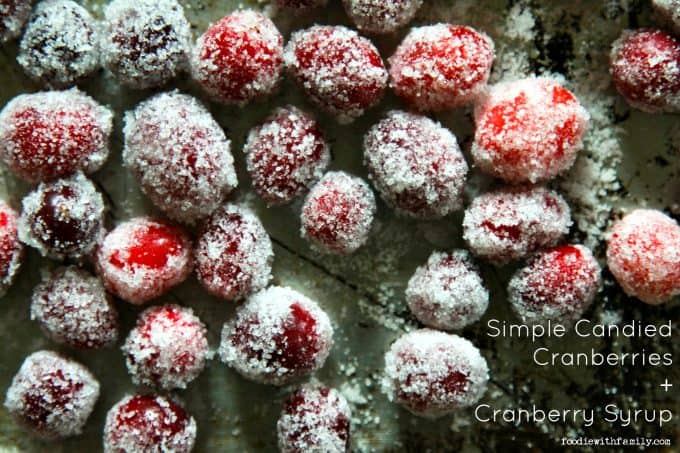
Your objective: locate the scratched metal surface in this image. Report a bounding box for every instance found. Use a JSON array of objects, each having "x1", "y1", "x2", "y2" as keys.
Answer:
[{"x1": 0, "y1": 0, "x2": 678, "y2": 452}]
